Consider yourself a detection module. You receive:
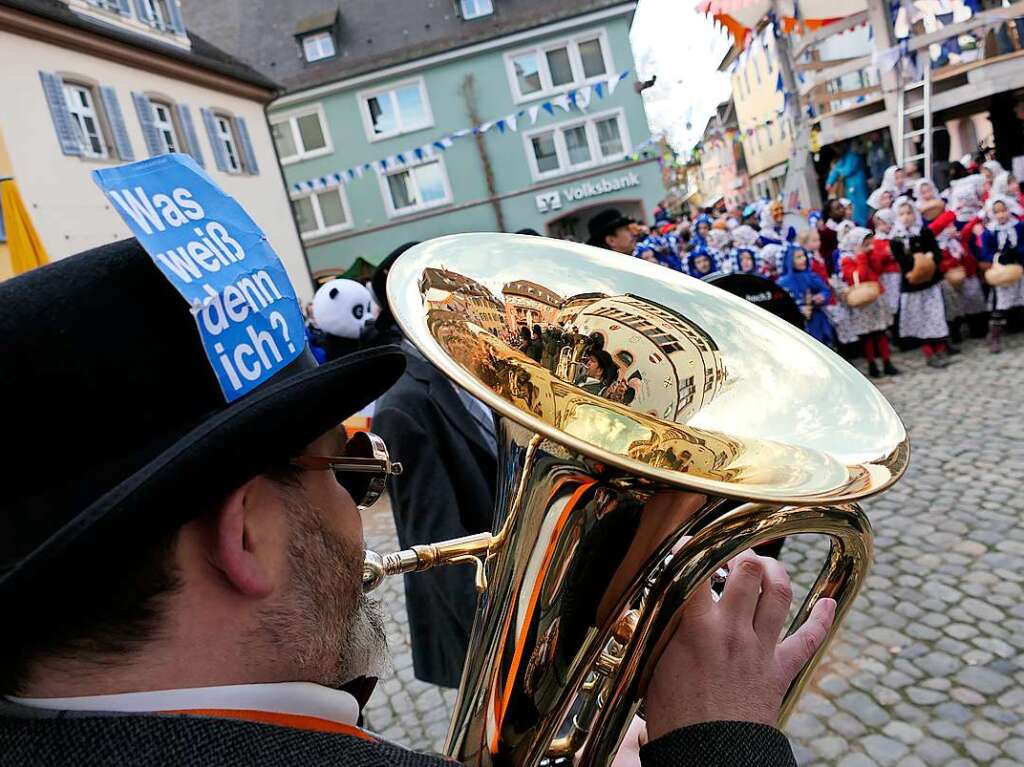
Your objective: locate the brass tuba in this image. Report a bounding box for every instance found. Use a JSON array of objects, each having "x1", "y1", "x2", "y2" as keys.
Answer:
[{"x1": 363, "y1": 234, "x2": 909, "y2": 766}]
